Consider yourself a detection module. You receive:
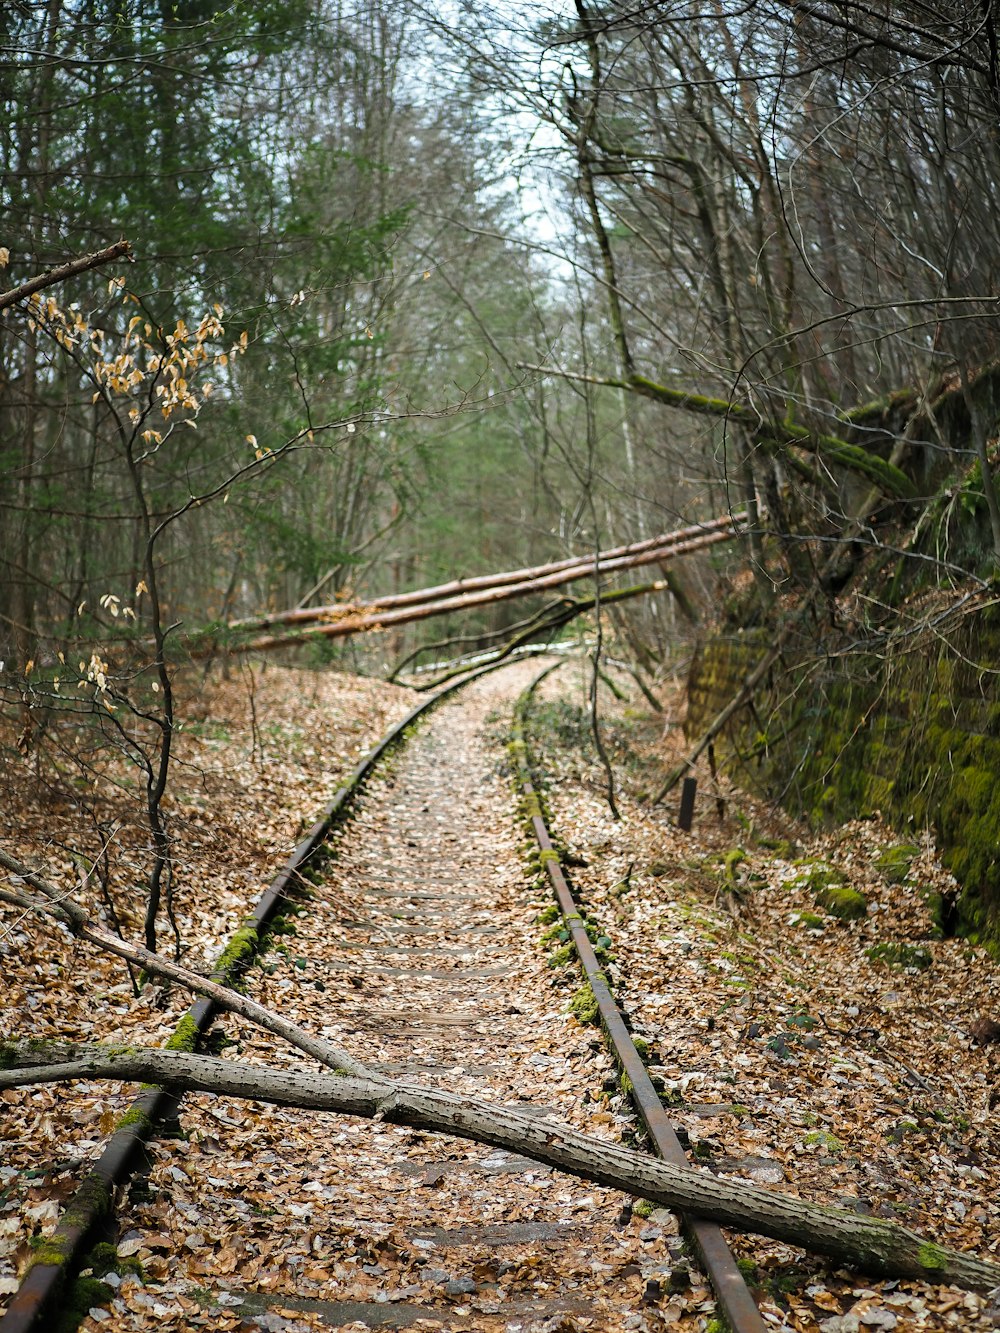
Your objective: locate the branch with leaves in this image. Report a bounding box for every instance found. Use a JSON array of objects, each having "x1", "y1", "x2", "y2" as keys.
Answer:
[{"x1": 0, "y1": 240, "x2": 131, "y2": 313}]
